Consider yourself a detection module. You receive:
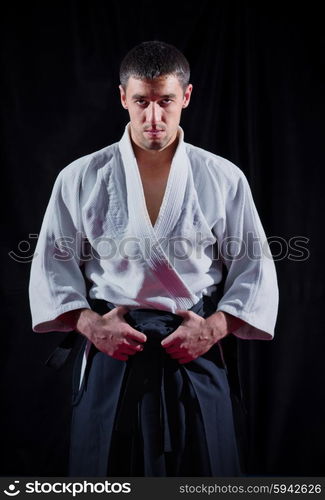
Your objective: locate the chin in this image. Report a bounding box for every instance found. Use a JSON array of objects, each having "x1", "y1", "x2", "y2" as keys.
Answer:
[
  {"x1": 147, "y1": 142, "x2": 164, "y2": 151},
  {"x1": 141, "y1": 139, "x2": 165, "y2": 151}
]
